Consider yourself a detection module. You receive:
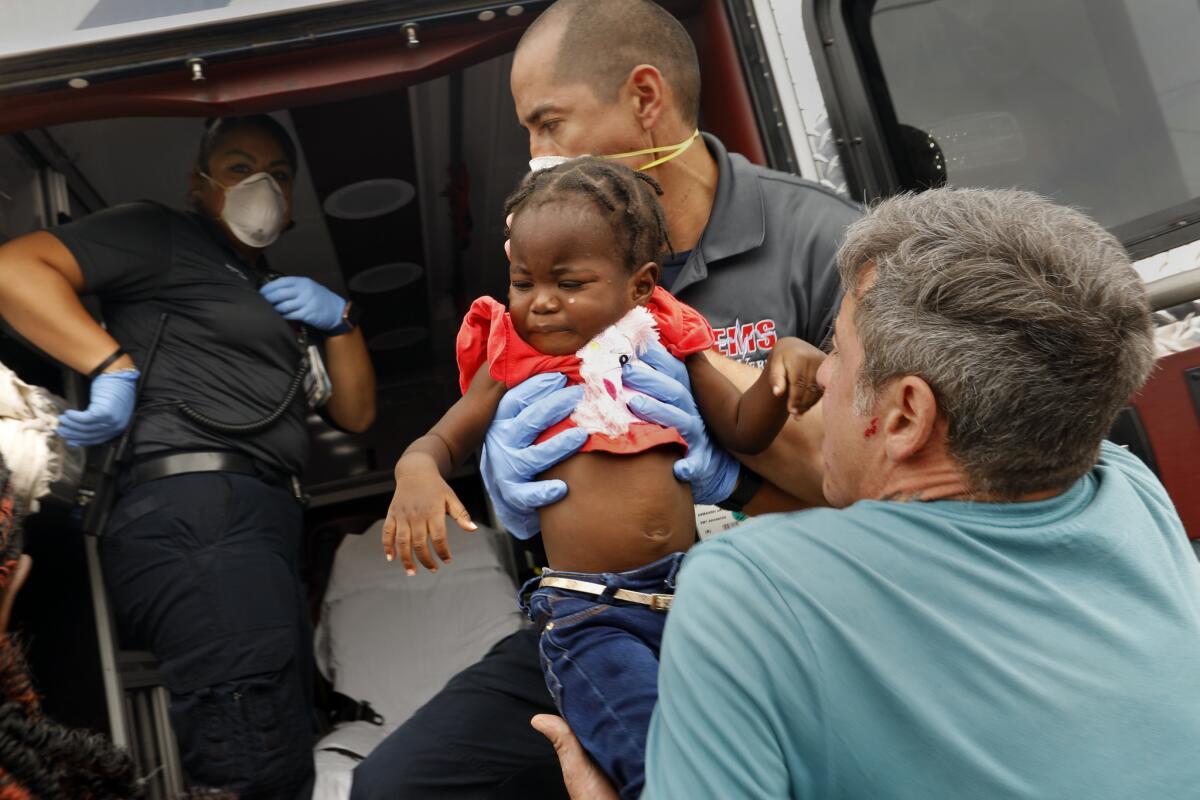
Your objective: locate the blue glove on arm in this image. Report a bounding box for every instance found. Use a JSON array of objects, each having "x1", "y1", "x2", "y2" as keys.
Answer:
[
  {"x1": 622, "y1": 340, "x2": 740, "y2": 506},
  {"x1": 56, "y1": 369, "x2": 140, "y2": 447},
  {"x1": 479, "y1": 373, "x2": 588, "y2": 539},
  {"x1": 260, "y1": 276, "x2": 347, "y2": 332}
]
